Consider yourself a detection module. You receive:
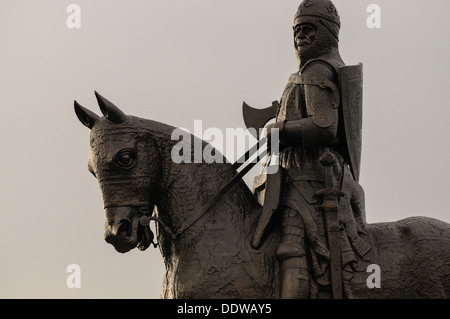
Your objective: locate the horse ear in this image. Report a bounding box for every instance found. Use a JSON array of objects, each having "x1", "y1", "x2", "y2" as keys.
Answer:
[
  {"x1": 95, "y1": 91, "x2": 127, "y2": 124},
  {"x1": 74, "y1": 100, "x2": 99, "y2": 129}
]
